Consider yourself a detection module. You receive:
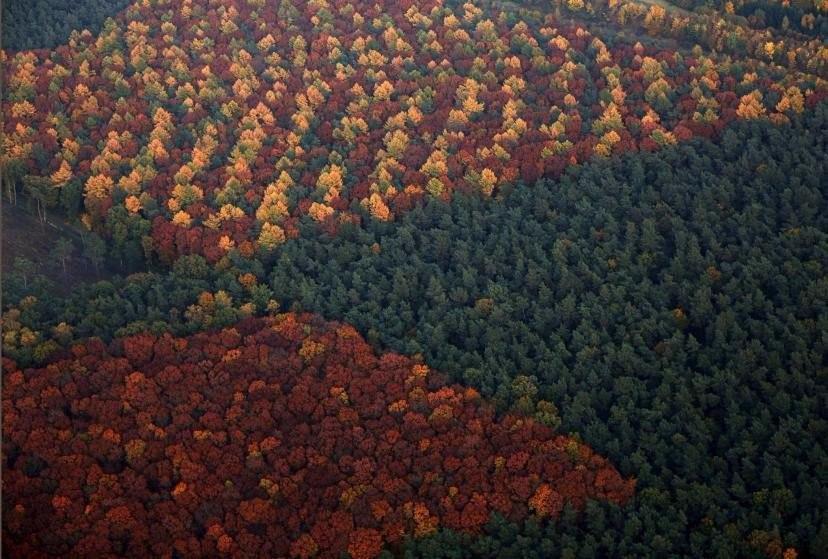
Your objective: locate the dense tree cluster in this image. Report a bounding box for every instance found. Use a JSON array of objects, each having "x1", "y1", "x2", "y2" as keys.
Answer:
[
  {"x1": 3, "y1": 0, "x2": 825, "y2": 270},
  {"x1": 1, "y1": 0, "x2": 131, "y2": 52},
  {"x1": 5, "y1": 107, "x2": 825, "y2": 557},
  {"x1": 667, "y1": 0, "x2": 828, "y2": 37},
  {"x1": 2, "y1": 313, "x2": 633, "y2": 558},
  {"x1": 509, "y1": 0, "x2": 828, "y2": 74},
  {"x1": 268, "y1": 108, "x2": 827, "y2": 558},
  {"x1": 2, "y1": 0, "x2": 826, "y2": 556}
]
